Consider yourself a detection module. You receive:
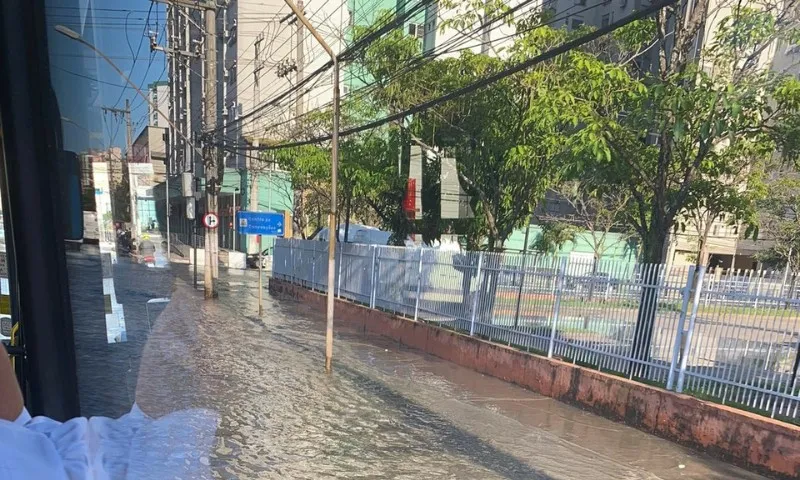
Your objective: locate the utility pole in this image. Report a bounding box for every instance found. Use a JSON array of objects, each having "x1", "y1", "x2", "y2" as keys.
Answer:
[
  {"x1": 159, "y1": 1, "x2": 219, "y2": 297},
  {"x1": 295, "y1": 0, "x2": 304, "y2": 121},
  {"x1": 154, "y1": 4, "x2": 201, "y2": 263},
  {"x1": 248, "y1": 33, "x2": 264, "y2": 255},
  {"x1": 55, "y1": 21, "x2": 205, "y2": 267},
  {"x1": 102, "y1": 101, "x2": 138, "y2": 238},
  {"x1": 282, "y1": 0, "x2": 339, "y2": 373},
  {"x1": 481, "y1": 0, "x2": 491, "y2": 55},
  {"x1": 203, "y1": 3, "x2": 219, "y2": 298}
]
